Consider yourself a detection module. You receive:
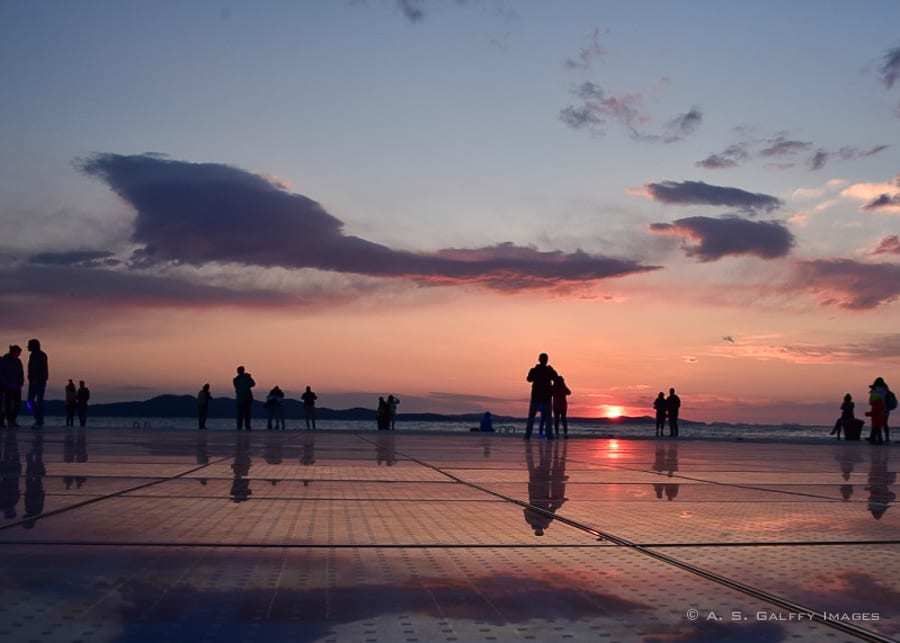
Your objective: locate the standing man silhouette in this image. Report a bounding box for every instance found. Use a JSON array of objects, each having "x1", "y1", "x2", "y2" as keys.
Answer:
[
  {"x1": 666, "y1": 388, "x2": 681, "y2": 438},
  {"x1": 233, "y1": 366, "x2": 255, "y2": 431},
  {"x1": 301, "y1": 386, "x2": 318, "y2": 430},
  {"x1": 26, "y1": 339, "x2": 48, "y2": 429},
  {"x1": 525, "y1": 353, "x2": 557, "y2": 440},
  {"x1": 197, "y1": 383, "x2": 211, "y2": 430}
]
